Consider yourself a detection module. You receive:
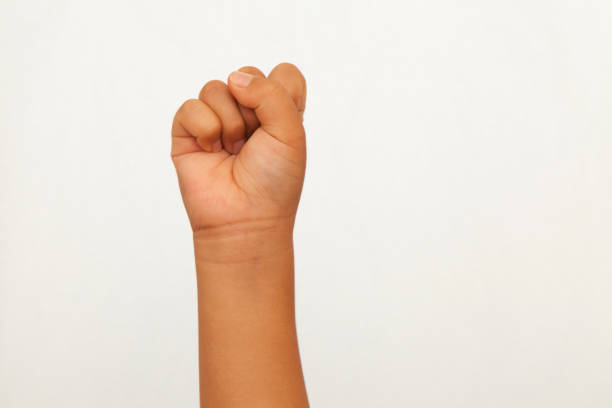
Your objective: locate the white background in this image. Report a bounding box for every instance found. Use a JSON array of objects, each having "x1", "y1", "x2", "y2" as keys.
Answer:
[{"x1": 1, "y1": 1, "x2": 611, "y2": 407}]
